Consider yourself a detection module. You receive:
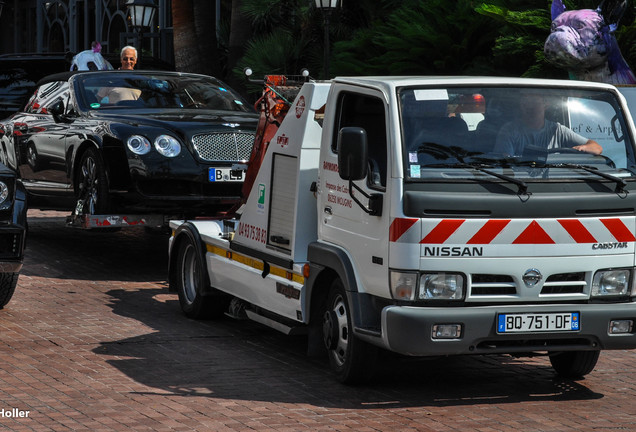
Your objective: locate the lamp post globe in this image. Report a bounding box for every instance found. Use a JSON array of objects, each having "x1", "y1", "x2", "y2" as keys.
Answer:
[
  {"x1": 126, "y1": 0, "x2": 157, "y2": 28},
  {"x1": 125, "y1": 0, "x2": 157, "y2": 67}
]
